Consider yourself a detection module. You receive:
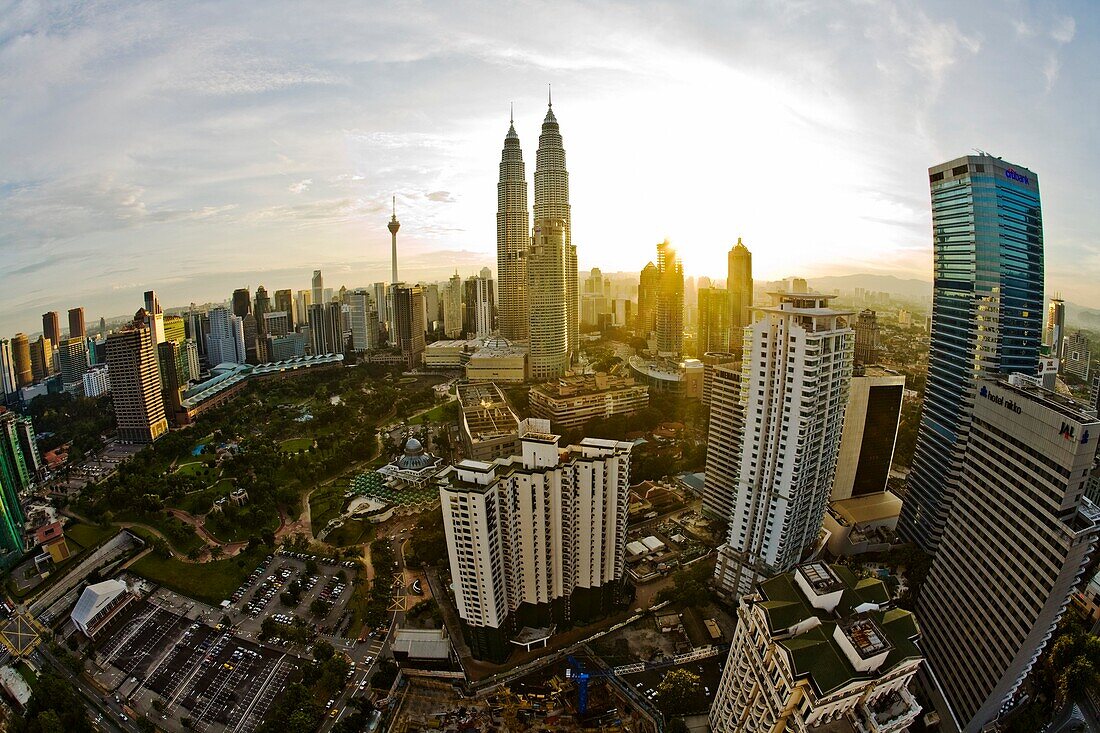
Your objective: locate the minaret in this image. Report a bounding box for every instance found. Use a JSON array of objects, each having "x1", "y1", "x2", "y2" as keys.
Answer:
[
  {"x1": 534, "y1": 85, "x2": 577, "y2": 362},
  {"x1": 497, "y1": 105, "x2": 530, "y2": 341},
  {"x1": 388, "y1": 196, "x2": 400, "y2": 284}
]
